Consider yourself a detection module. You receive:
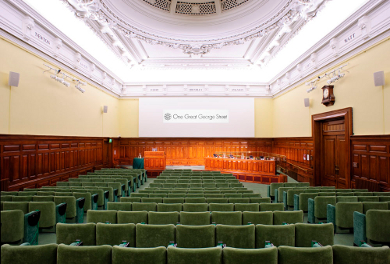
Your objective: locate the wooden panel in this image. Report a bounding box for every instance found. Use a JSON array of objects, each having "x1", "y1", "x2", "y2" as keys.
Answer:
[
  {"x1": 205, "y1": 157, "x2": 276, "y2": 176},
  {"x1": 351, "y1": 135, "x2": 390, "y2": 192},
  {"x1": 0, "y1": 135, "x2": 106, "y2": 191}
]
